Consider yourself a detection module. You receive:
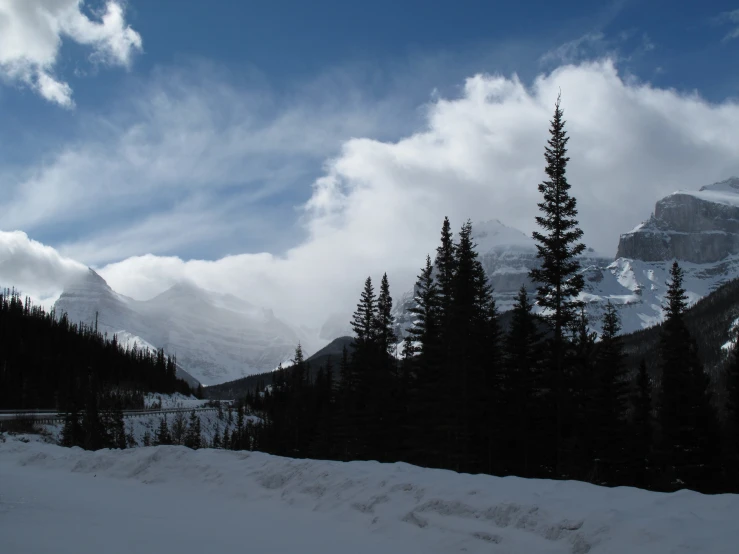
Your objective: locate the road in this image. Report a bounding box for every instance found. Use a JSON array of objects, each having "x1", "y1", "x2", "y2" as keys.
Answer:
[{"x1": 0, "y1": 406, "x2": 223, "y2": 424}]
